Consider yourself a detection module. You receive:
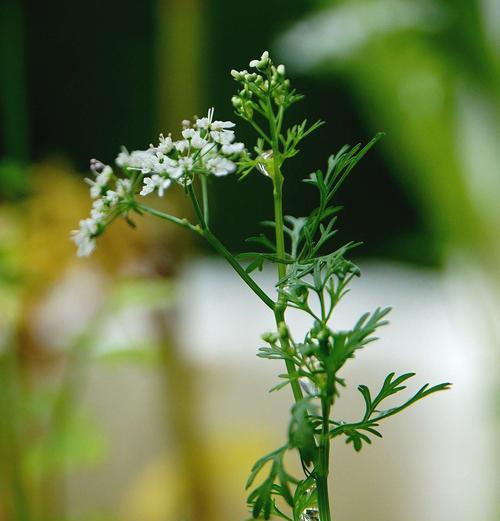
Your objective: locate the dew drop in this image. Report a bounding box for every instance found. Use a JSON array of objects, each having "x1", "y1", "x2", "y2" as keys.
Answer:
[
  {"x1": 300, "y1": 507, "x2": 320, "y2": 521},
  {"x1": 257, "y1": 150, "x2": 273, "y2": 177}
]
